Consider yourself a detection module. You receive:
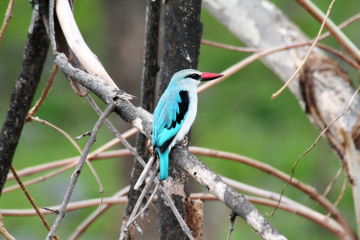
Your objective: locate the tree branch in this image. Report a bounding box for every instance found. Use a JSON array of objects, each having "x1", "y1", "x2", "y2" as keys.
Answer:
[
  {"x1": 0, "y1": 3, "x2": 49, "y2": 196},
  {"x1": 122, "y1": 0, "x2": 160, "y2": 237}
]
